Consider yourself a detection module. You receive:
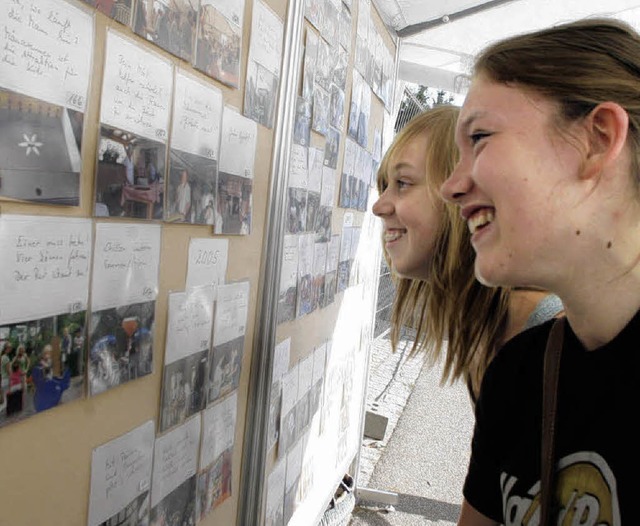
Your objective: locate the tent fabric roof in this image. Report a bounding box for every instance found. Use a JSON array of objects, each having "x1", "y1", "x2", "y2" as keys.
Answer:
[{"x1": 372, "y1": 0, "x2": 640, "y2": 93}]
